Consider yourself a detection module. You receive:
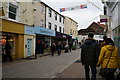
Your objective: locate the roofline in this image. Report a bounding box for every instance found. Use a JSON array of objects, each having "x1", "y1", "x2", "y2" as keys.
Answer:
[
  {"x1": 40, "y1": 1, "x2": 65, "y2": 18},
  {"x1": 65, "y1": 16, "x2": 78, "y2": 24}
]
